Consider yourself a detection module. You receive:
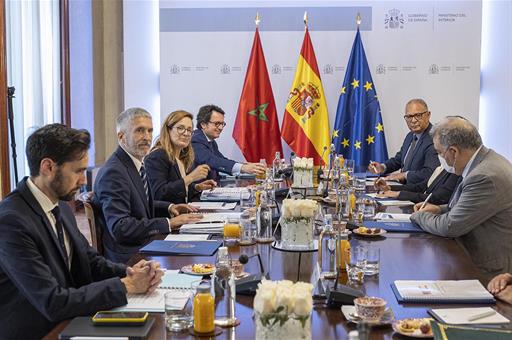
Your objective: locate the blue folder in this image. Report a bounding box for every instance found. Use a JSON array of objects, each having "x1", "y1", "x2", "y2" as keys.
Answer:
[
  {"x1": 139, "y1": 240, "x2": 222, "y2": 256},
  {"x1": 364, "y1": 220, "x2": 425, "y2": 233}
]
